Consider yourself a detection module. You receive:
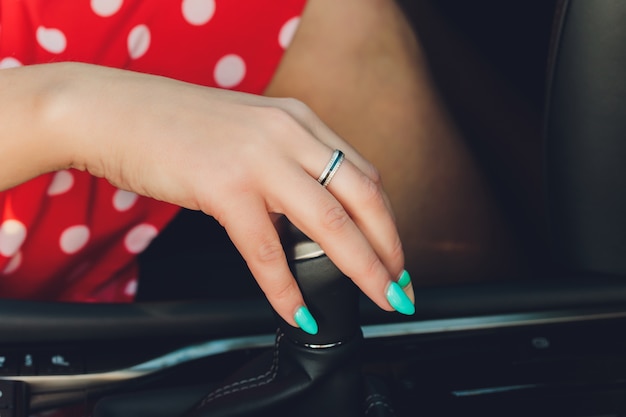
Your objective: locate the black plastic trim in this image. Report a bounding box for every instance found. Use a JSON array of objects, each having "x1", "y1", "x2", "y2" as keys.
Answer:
[{"x1": 1, "y1": 275, "x2": 626, "y2": 343}]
